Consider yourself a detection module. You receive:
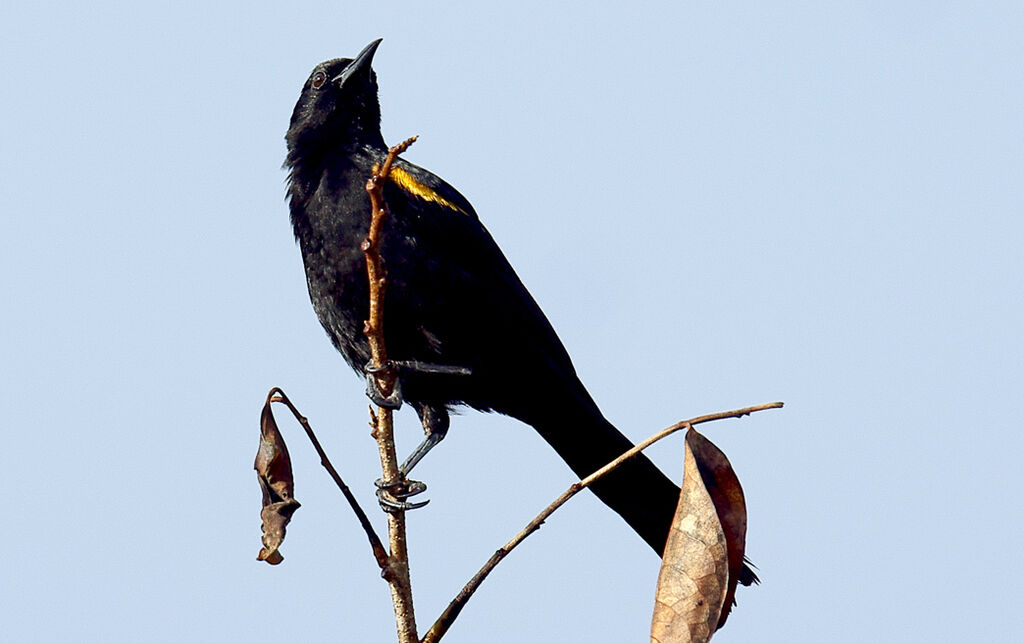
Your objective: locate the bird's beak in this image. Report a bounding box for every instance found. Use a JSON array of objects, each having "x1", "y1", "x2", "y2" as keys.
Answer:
[{"x1": 332, "y1": 38, "x2": 382, "y2": 87}]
